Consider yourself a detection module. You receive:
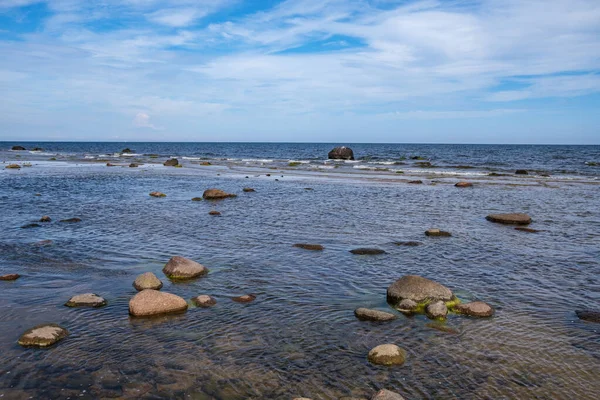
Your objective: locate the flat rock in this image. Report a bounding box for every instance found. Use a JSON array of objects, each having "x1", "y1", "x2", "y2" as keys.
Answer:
[
  {"x1": 454, "y1": 301, "x2": 494, "y2": 317},
  {"x1": 12, "y1": 146, "x2": 26, "y2": 151},
  {"x1": 60, "y1": 218, "x2": 81, "y2": 223},
  {"x1": 367, "y1": 344, "x2": 406, "y2": 366},
  {"x1": 371, "y1": 389, "x2": 406, "y2": 400},
  {"x1": 18, "y1": 323, "x2": 68, "y2": 347},
  {"x1": 65, "y1": 293, "x2": 107, "y2": 308},
  {"x1": 129, "y1": 289, "x2": 188, "y2": 317},
  {"x1": 243, "y1": 188, "x2": 255, "y2": 192},
  {"x1": 163, "y1": 159, "x2": 179, "y2": 167},
  {"x1": 133, "y1": 272, "x2": 163, "y2": 291},
  {"x1": 350, "y1": 248, "x2": 386, "y2": 255},
  {"x1": 293, "y1": 243, "x2": 324, "y2": 251},
  {"x1": 6, "y1": 164, "x2": 21, "y2": 169},
  {"x1": 163, "y1": 256, "x2": 208, "y2": 280},
  {"x1": 515, "y1": 227, "x2": 539, "y2": 233},
  {"x1": 486, "y1": 213, "x2": 532, "y2": 225},
  {"x1": 354, "y1": 308, "x2": 397, "y2": 322},
  {"x1": 576, "y1": 309, "x2": 600, "y2": 323},
  {"x1": 515, "y1": 169, "x2": 528, "y2": 175},
  {"x1": 407, "y1": 180, "x2": 422, "y2": 184},
  {"x1": 129, "y1": 163, "x2": 139, "y2": 168},
  {"x1": 40, "y1": 215, "x2": 51, "y2": 222},
  {"x1": 455, "y1": 182, "x2": 473, "y2": 188},
  {"x1": 150, "y1": 191, "x2": 166, "y2": 198},
  {"x1": 232, "y1": 294, "x2": 256, "y2": 303},
  {"x1": 425, "y1": 228, "x2": 451, "y2": 237},
  {"x1": 328, "y1": 146, "x2": 354, "y2": 160},
  {"x1": 426, "y1": 301, "x2": 448, "y2": 320},
  {"x1": 0, "y1": 274, "x2": 20, "y2": 281},
  {"x1": 425, "y1": 322, "x2": 460, "y2": 334},
  {"x1": 387, "y1": 275, "x2": 453, "y2": 306},
  {"x1": 208, "y1": 210, "x2": 221, "y2": 216},
  {"x1": 203, "y1": 188, "x2": 237, "y2": 200},
  {"x1": 192, "y1": 295, "x2": 217, "y2": 307},
  {"x1": 393, "y1": 241, "x2": 422, "y2": 246},
  {"x1": 21, "y1": 223, "x2": 40, "y2": 229},
  {"x1": 191, "y1": 197, "x2": 203, "y2": 201}
]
